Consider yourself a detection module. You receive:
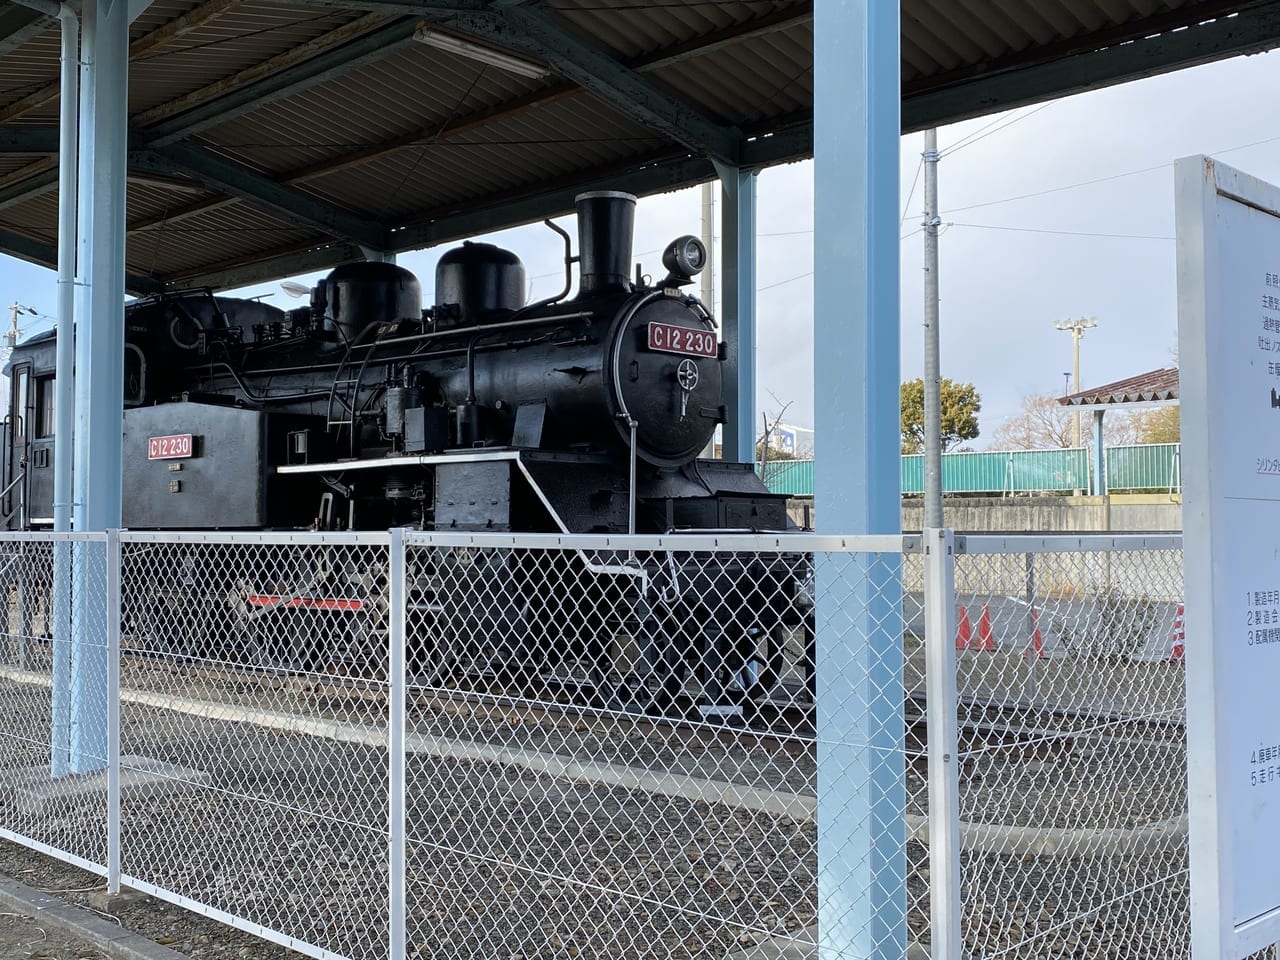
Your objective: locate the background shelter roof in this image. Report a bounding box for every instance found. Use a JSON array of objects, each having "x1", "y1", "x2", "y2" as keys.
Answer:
[
  {"x1": 2, "y1": 0, "x2": 1279, "y2": 294},
  {"x1": 1058, "y1": 366, "x2": 1180, "y2": 407}
]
